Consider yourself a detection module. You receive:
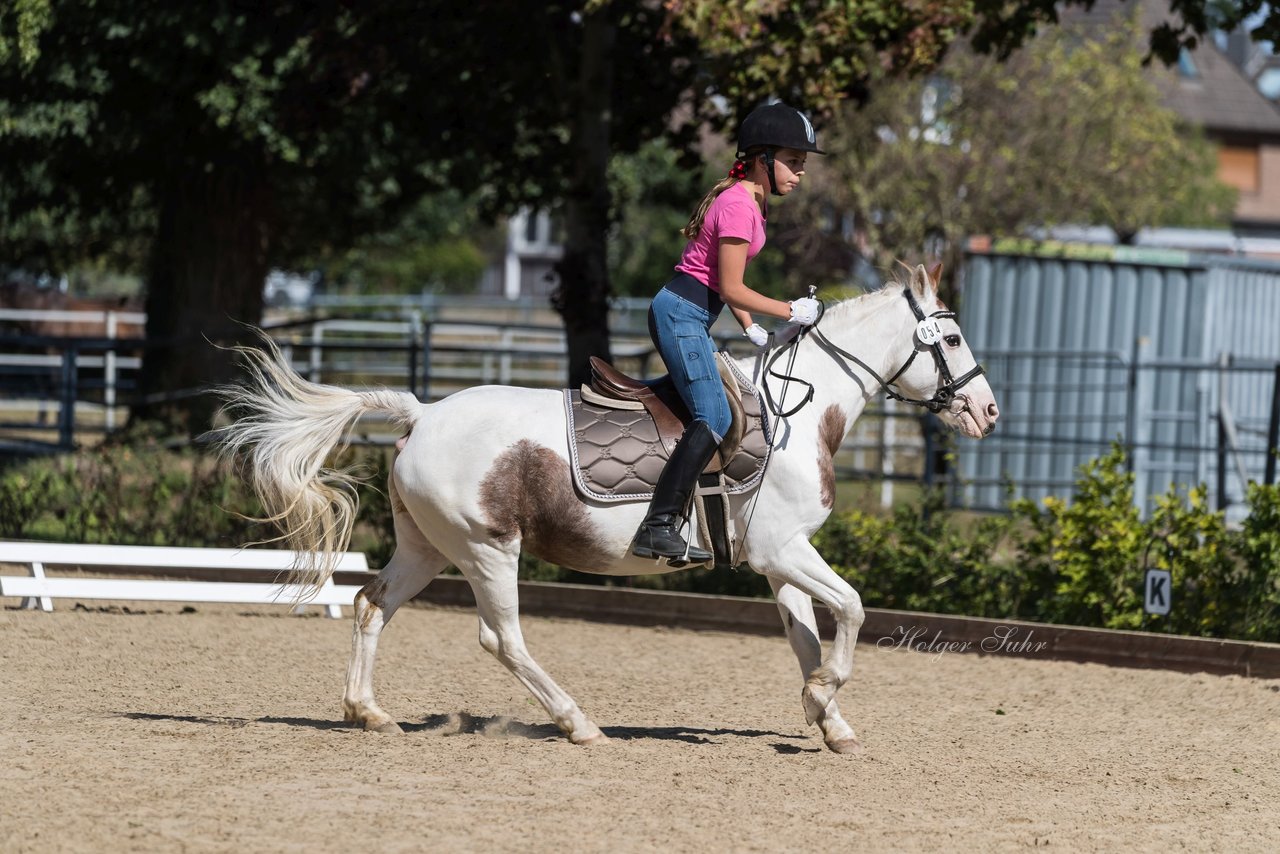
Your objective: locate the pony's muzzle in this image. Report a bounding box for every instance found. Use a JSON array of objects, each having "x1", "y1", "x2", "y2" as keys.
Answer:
[{"x1": 982, "y1": 402, "x2": 1000, "y2": 435}]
